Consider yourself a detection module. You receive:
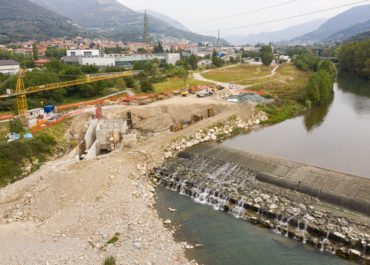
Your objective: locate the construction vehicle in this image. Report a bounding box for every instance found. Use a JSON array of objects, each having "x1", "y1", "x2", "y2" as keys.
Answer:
[
  {"x1": 181, "y1": 88, "x2": 189, "y2": 97},
  {"x1": 0, "y1": 69, "x2": 135, "y2": 125}
]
